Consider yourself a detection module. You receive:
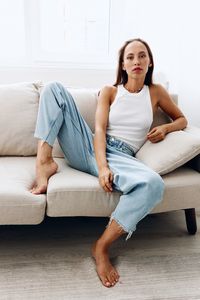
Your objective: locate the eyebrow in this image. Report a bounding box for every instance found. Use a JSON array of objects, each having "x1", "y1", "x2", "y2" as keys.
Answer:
[{"x1": 126, "y1": 51, "x2": 146, "y2": 56}]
